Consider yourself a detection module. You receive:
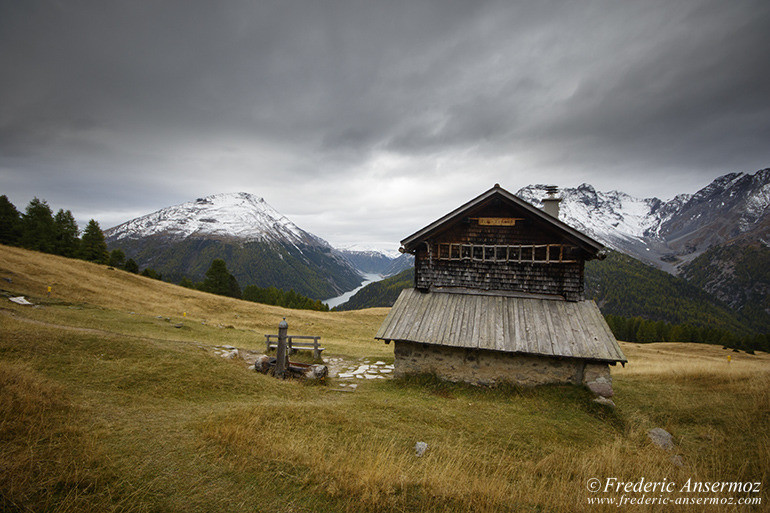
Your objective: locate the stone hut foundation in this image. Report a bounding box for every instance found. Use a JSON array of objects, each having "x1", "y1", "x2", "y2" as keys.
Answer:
[{"x1": 394, "y1": 340, "x2": 614, "y2": 397}]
